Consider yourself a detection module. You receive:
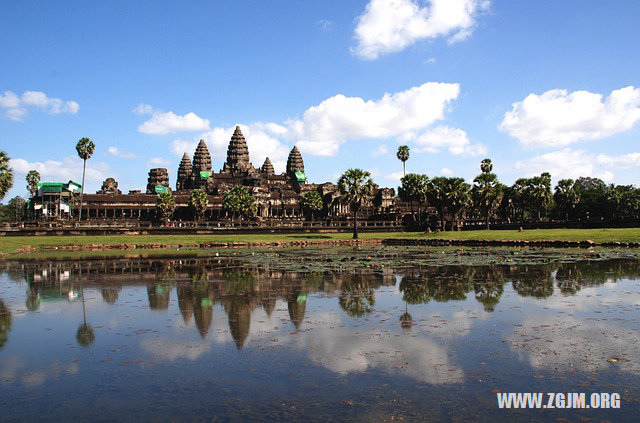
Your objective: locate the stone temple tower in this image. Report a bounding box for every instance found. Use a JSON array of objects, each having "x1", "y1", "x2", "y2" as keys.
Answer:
[
  {"x1": 286, "y1": 146, "x2": 306, "y2": 182},
  {"x1": 261, "y1": 157, "x2": 275, "y2": 176},
  {"x1": 223, "y1": 126, "x2": 252, "y2": 174},
  {"x1": 191, "y1": 140, "x2": 212, "y2": 189},
  {"x1": 176, "y1": 153, "x2": 192, "y2": 191}
]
